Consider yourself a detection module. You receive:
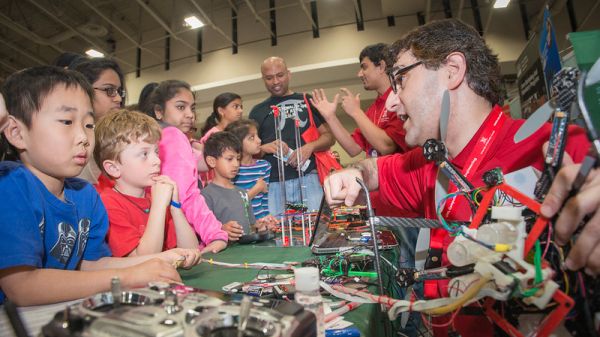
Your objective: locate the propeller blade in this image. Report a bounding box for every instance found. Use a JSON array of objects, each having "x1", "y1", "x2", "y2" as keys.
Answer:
[
  {"x1": 514, "y1": 101, "x2": 553, "y2": 143},
  {"x1": 585, "y1": 57, "x2": 600, "y2": 87},
  {"x1": 440, "y1": 90, "x2": 450, "y2": 142}
]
